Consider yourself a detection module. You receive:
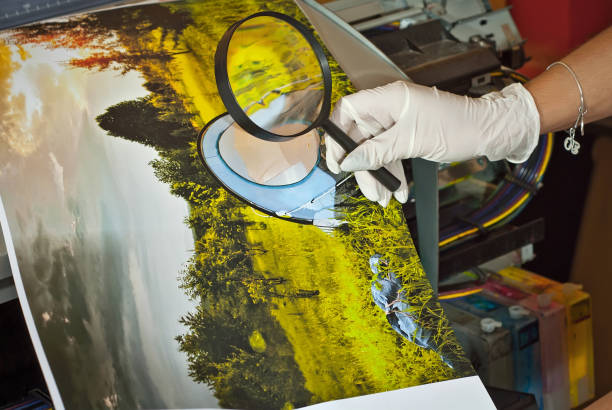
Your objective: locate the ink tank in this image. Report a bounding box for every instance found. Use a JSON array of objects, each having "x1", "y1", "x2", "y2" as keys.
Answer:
[
  {"x1": 484, "y1": 279, "x2": 570, "y2": 410},
  {"x1": 442, "y1": 301, "x2": 514, "y2": 390},
  {"x1": 448, "y1": 292, "x2": 543, "y2": 408},
  {"x1": 497, "y1": 267, "x2": 594, "y2": 407}
]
